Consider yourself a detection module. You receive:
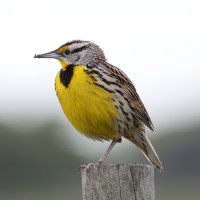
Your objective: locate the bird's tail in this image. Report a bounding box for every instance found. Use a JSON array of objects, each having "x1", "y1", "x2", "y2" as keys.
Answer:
[{"x1": 127, "y1": 132, "x2": 163, "y2": 171}]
